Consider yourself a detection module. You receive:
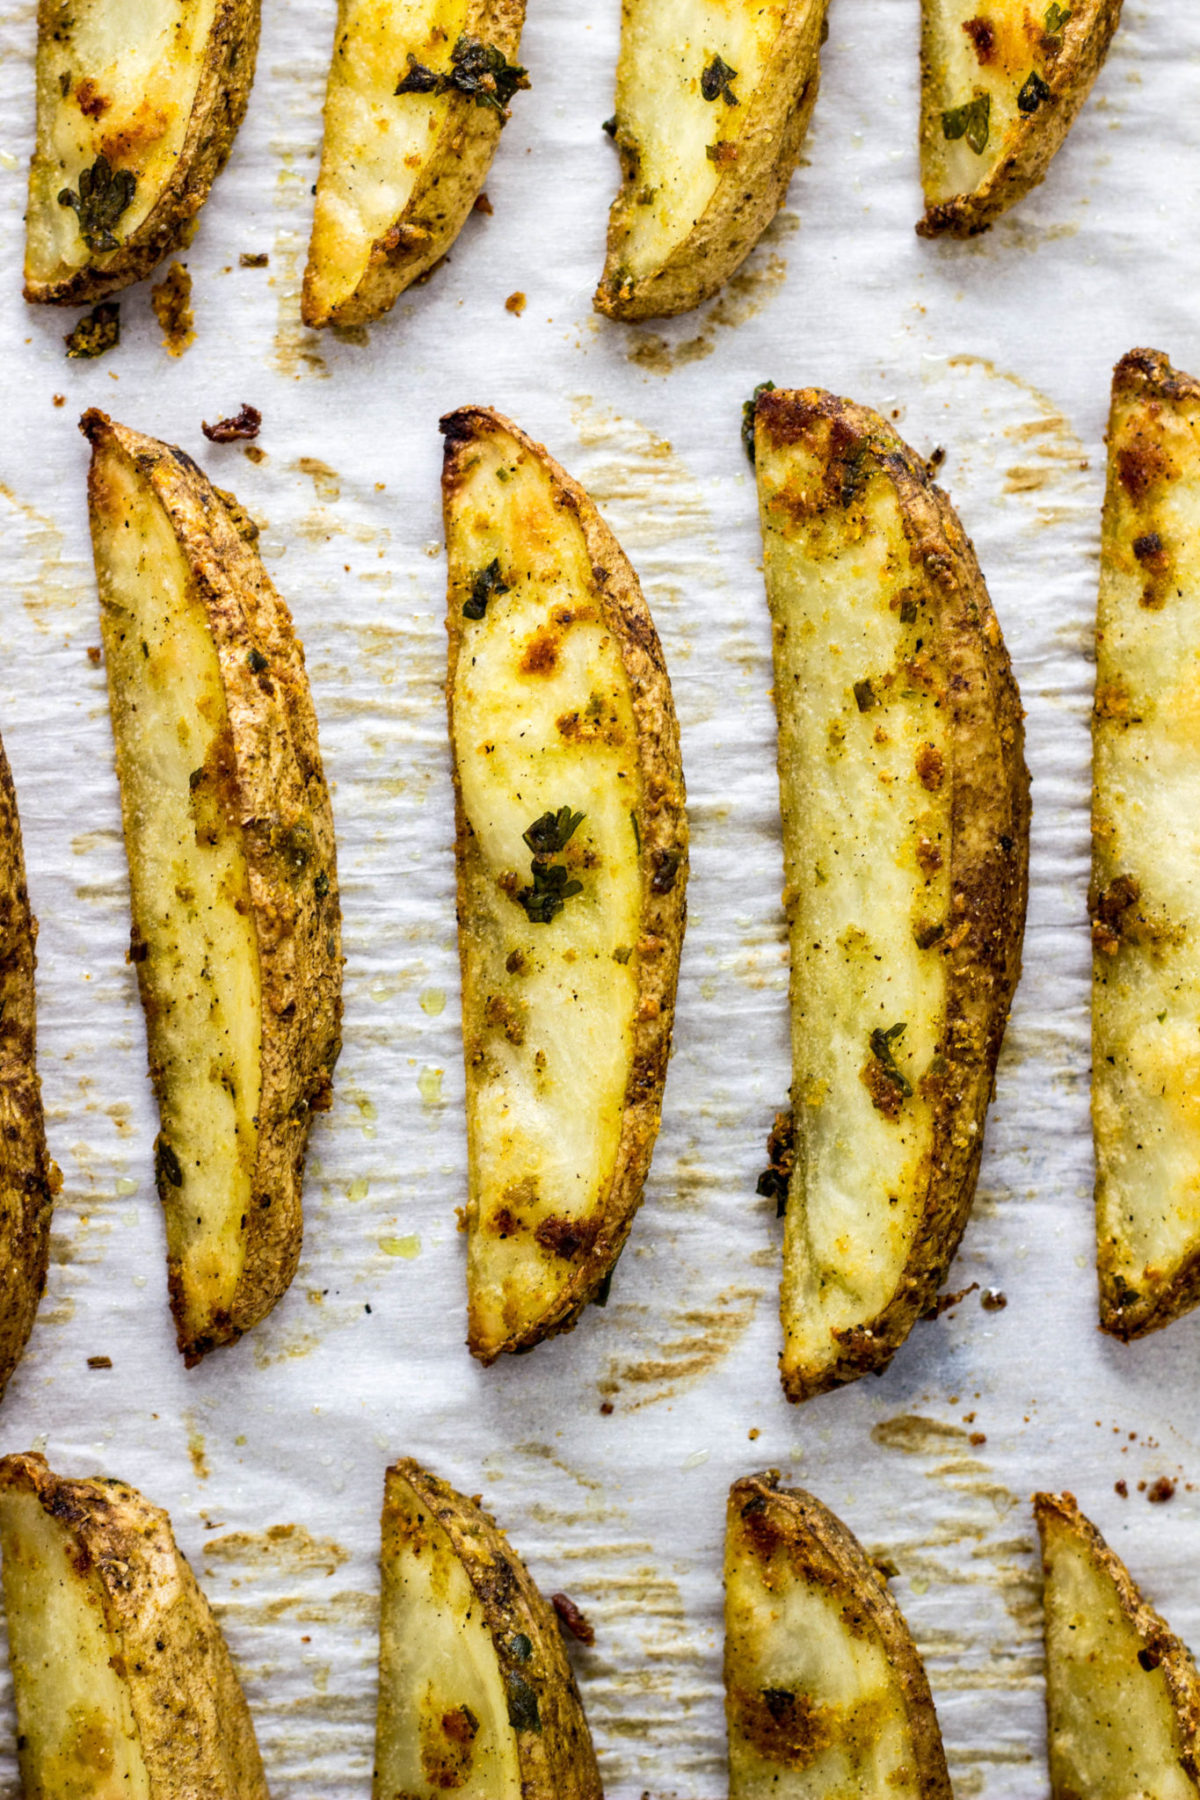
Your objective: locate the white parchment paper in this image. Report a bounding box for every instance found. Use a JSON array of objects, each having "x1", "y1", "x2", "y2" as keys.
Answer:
[{"x1": 0, "y1": 0, "x2": 1194, "y2": 1793}]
